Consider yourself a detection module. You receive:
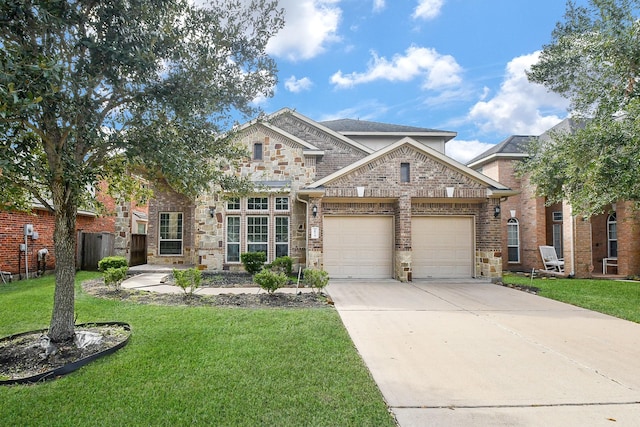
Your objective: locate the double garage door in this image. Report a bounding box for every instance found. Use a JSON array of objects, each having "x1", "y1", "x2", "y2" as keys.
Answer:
[{"x1": 323, "y1": 216, "x2": 474, "y2": 279}]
